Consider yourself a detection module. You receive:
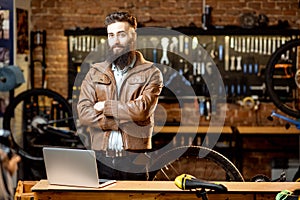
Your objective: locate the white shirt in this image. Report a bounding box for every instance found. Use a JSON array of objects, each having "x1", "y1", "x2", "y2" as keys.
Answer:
[{"x1": 108, "y1": 56, "x2": 136, "y2": 151}]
